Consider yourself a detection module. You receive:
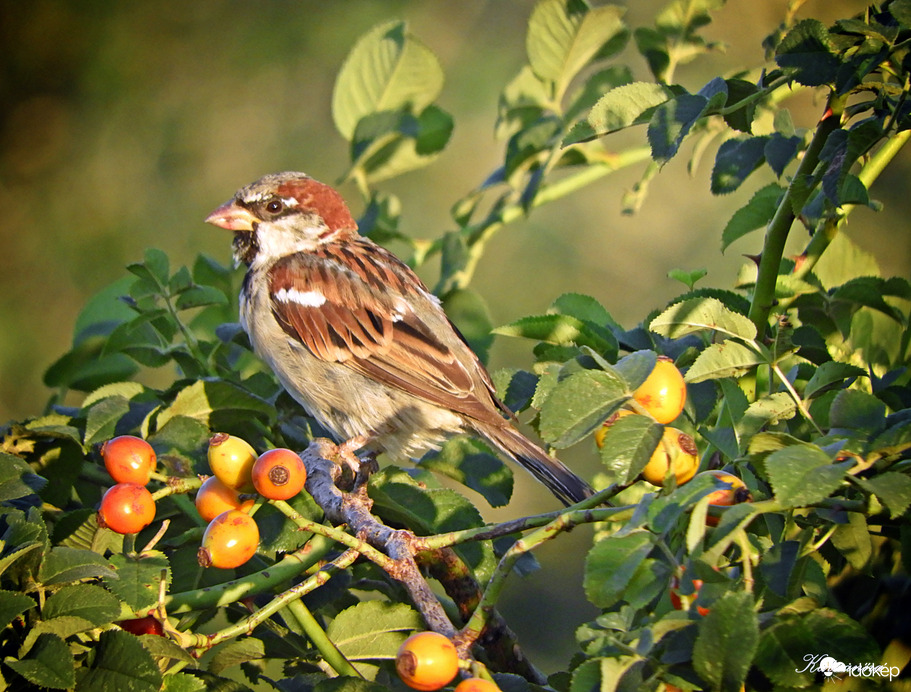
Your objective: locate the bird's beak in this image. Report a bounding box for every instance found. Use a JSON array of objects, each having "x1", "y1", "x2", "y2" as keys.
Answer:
[{"x1": 204, "y1": 200, "x2": 258, "y2": 232}]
